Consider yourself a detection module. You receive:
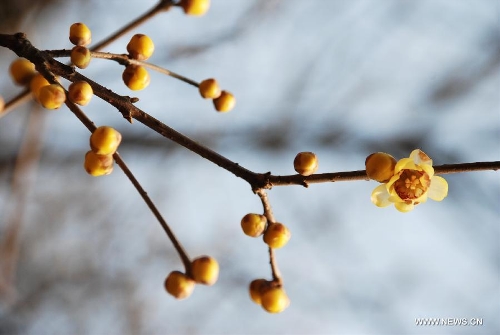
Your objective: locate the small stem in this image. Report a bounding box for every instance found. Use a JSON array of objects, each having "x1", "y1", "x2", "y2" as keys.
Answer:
[
  {"x1": 256, "y1": 189, "x2": 282, "y2": 285},
  {"x1": 0, "y1": 90, "x2": 33, "y2": 118},
  {"x1": 60, "y1": 85, "x2": 192, "y2": 272},
  {"x1": 256, "y1": 189, "x2": 276, "y2": 222},
  {"x1": 89, "y1": 51, "x2": 200, "y2": 87},
  {"x1": 89, "y1": 0, "x2": 175, "y2": 52},
  {"x1": 434, "y1": 161, "x2": 500, "y2": 174},
  {"x1": 113, "y1": 153, "x2": 192, "y2": 272}
]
